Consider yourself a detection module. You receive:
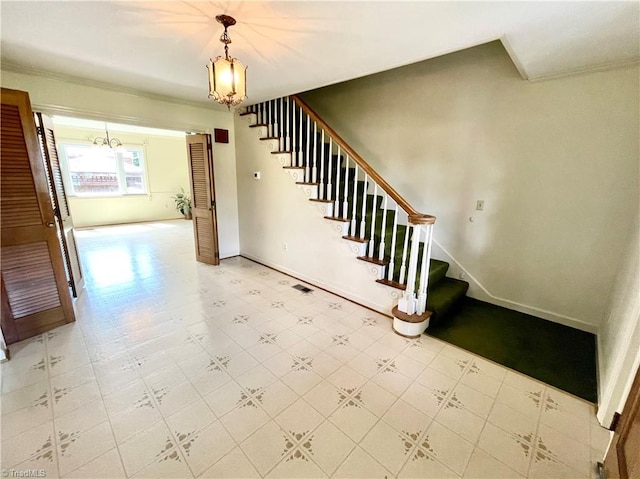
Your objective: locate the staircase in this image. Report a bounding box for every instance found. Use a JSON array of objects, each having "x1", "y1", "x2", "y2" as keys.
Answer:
[{"x1": 239, "y1": 95, "x2": 469, "y2": 335}]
